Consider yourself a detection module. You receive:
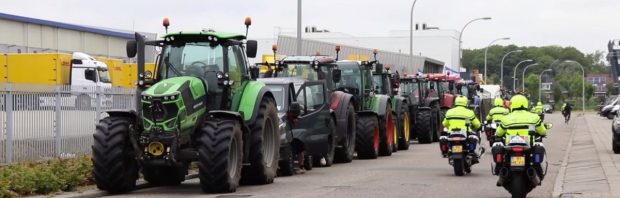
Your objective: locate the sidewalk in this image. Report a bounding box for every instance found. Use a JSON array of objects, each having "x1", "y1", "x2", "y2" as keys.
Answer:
[{"x1": 553, "y1": 113, "x2": 620, "y2": 198}]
